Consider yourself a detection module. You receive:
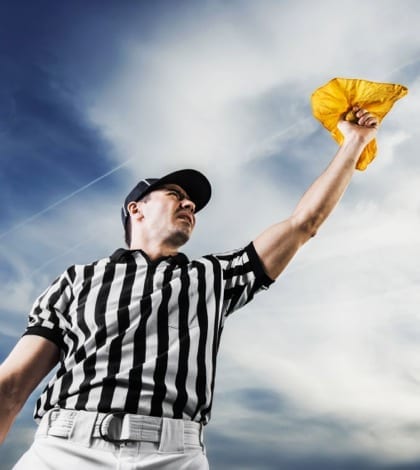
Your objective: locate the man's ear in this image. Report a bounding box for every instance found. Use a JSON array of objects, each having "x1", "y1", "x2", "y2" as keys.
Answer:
[{"x1": 127, "y1": 201, "x2": 144, "y2": 220}]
